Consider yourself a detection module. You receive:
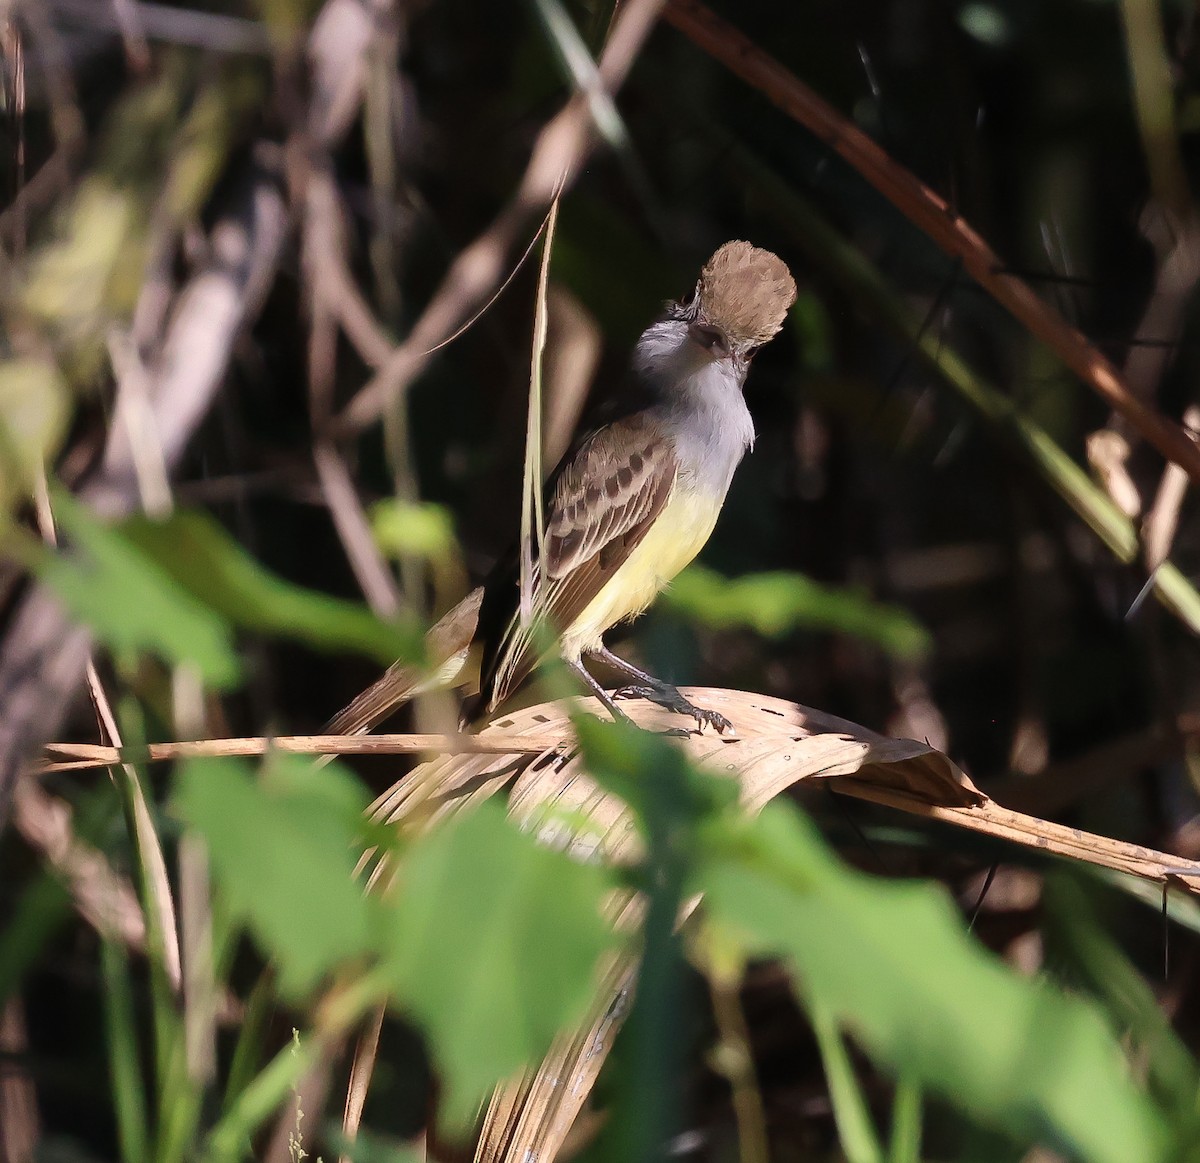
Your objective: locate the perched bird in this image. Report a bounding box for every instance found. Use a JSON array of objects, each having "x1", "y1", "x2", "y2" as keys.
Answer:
[{"x1": 328, "y1": 241, "x2": 796, "y2": 737}]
